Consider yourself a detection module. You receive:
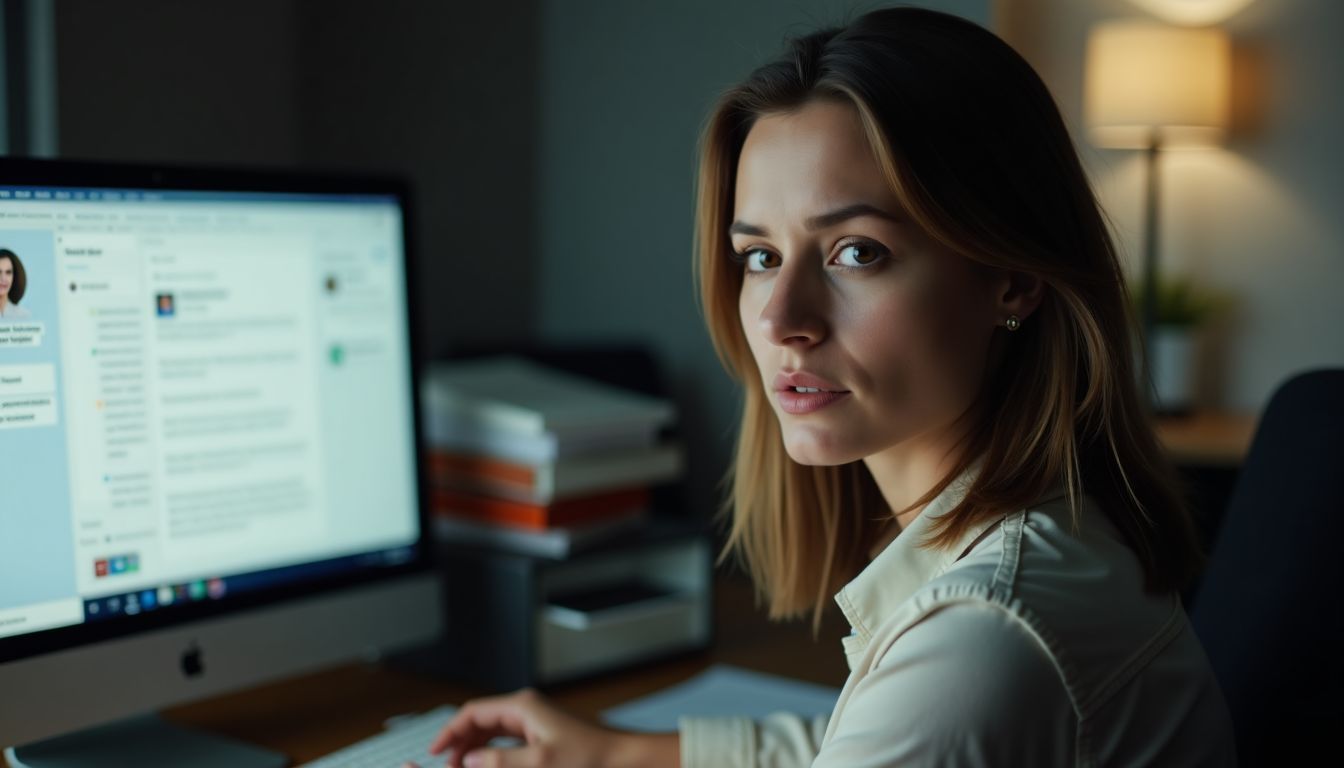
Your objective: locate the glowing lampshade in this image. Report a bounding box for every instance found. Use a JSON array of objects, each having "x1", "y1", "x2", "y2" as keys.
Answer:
[{"x1": 1084, "y1": 21, "x2": 1230, "y2": 148}]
